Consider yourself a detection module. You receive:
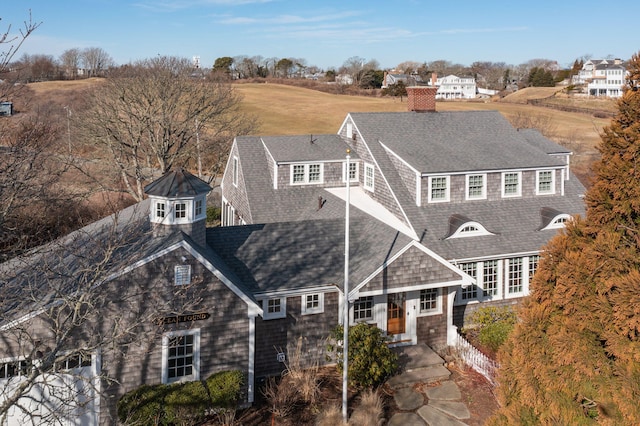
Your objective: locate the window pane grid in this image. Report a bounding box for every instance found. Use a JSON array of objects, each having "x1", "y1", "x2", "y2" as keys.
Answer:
[
  {"x1": 268, "y1": 299, "x2": 281, "y2": 314},
  {"x1": 354, "y1": 296, "x2": 373, "y2": 320},
  {"x1": 507, "y1": 258, "x2": 523, "y2": 293},
  {"x1": 420, "y1": 289, "x2": 438, "y2": 312},
  {"x1": 504, "y1": 173, "x2": 520, "y2": 195},
  {"x1": 175, "y1": 203, "x2": 186, "y2": 219},
  {"x1": 306, "y1": 294, "x2": 319, "y2": 309},
  {"x1": 364, "y1": 164, "x2": 374, "y2": 189},
  {"x1": 460, "y1": 263, "x2": 477, "y2": 300},
  {"x1": 308, "y1": 164, "x2": 321, "y2": 182},
  {"x1": 468, "y1": 175, "x2": 484, "y2": 198},
  {"x1": 167, "y1": 335, "x2": 194, "y2": 379},
  {"x1": 482, "y1": 260, "x2": 499, "y2": 296},
  {"x1": 431, "y1": 177, "x2": 447, "y2": 200},
  {"x1": 293, "y1": 165, "x2": 305, "y2": 183},
  {"x1": 538, "y1": 171, "x2": 553, "y2": 193},
  {"x1": 156, "y1": 202, "x2": 165, "y2": 218}
]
